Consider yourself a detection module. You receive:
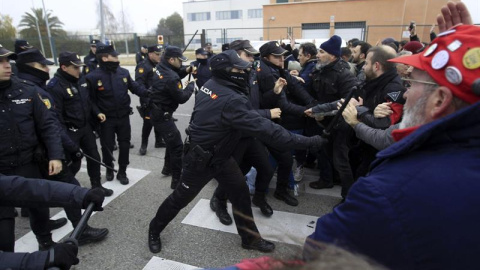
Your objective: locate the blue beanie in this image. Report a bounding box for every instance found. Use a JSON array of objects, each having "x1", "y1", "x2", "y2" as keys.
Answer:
[{"x1": 320, "y1": 35, "x2": 342, "y2": 57}]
